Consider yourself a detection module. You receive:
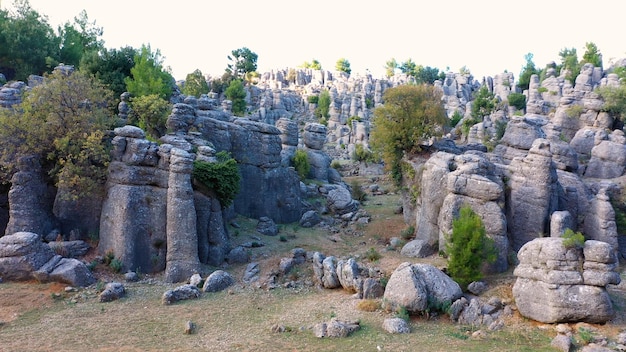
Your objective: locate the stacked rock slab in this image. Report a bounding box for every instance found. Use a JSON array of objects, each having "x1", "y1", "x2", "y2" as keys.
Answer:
[
  {"x1": 513, "y1": 237, "x2": 620, "y2": 323},
  {"x1": 303, "y1": 123, "x2": 331, "y2": 182},
  {"x1": 99, "y1": 126, "x2": 169, "y2": 274}
]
